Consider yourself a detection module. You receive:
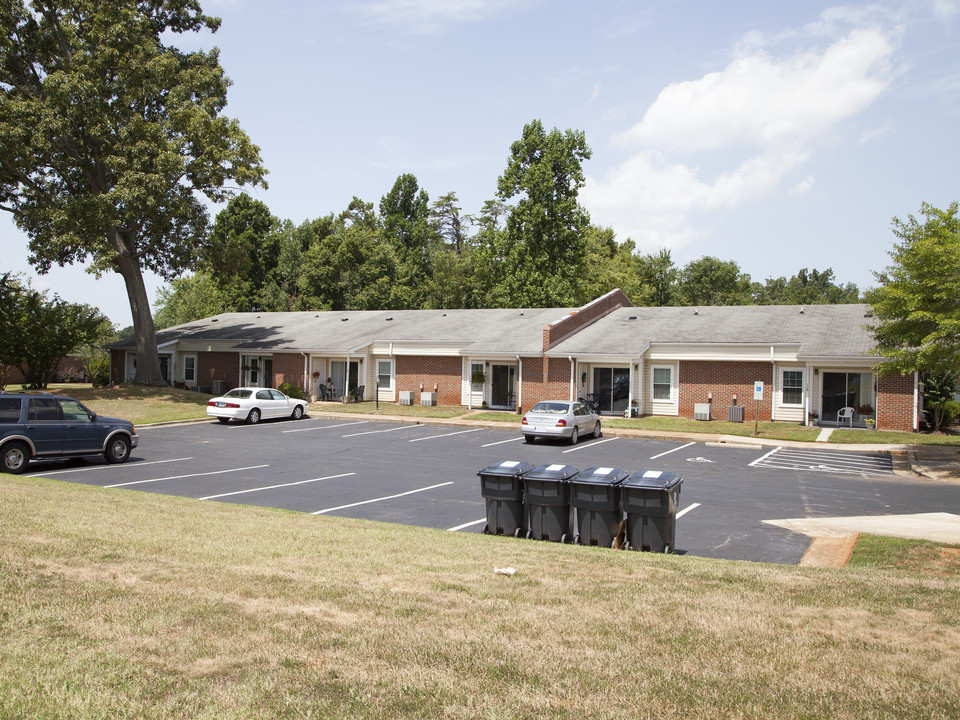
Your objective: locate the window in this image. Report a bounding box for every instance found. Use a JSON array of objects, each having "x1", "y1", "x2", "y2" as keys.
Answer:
[
  {"x1": 59, "y1": 399, "x2": 91, "y2": 421},
  {"x1": 183, "y1": 355, "x2": 197, "y2": 383},
  {"x1": 652, "y1": 367, "x2": 672, "y2": 401},
  {"x1": 0, "y1": 398, "x2": 22, "y2": 423},
  {"x1": 781, "y1": 370, "x2": 803, "y2": 406},
  {"x1": 28, "y1": 398, "x2": 60, "y2": 421},
  {"x1": 377, "y1": 360, "x2": 393, "y2": 390},
  {"x1": 471, "y1": 362, "x2": 484, "y2": 392}
]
